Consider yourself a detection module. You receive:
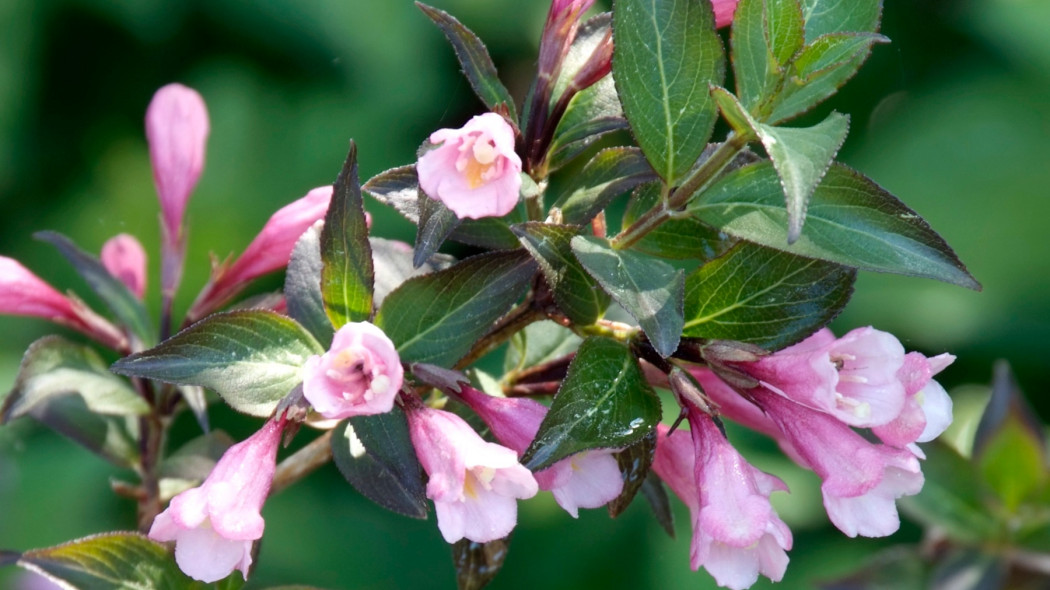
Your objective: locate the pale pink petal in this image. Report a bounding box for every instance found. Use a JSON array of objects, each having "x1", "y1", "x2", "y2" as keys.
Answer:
[
  {"x1": 173, "y1": 525, "x2": 252, "y2": 583},
  {"x1": 146, "y1": 83, "x2": 209, "y2": 238},
  {"x1": 100, "y1": 234, "x2": 147, "y2": 298},
  {"x1": 544, "y1": 450, "x2": 623, "y2": 518},
  {"x1": 302, "y1": 322, "x2": 402, "y2": 420},
  {"x1": 916, "y1": 379, "x2": 953, "y2": 443}
]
